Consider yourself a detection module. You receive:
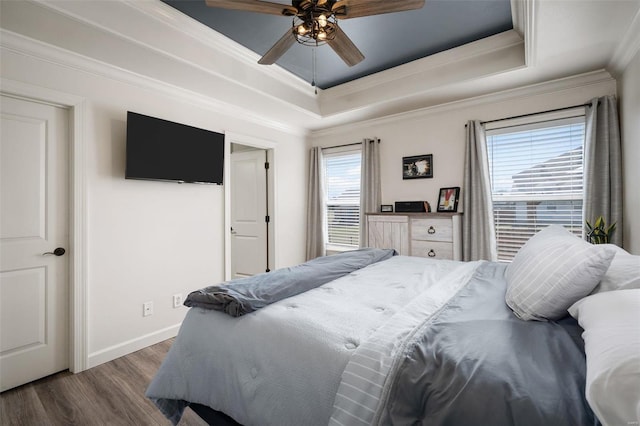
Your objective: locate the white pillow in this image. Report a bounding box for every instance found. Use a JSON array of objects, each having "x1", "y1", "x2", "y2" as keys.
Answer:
[
  {"x1": 568, "y1": 290, "x2": 640, "y2": 426},
  {"x1": 591, "y1": 244, "x2": 640, "y2": 294},
  {"x1": 505, "y1": 225, "x2": 615, "y2": 321}
]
